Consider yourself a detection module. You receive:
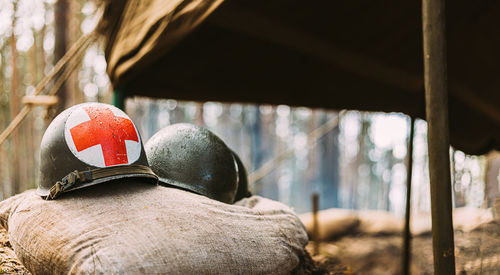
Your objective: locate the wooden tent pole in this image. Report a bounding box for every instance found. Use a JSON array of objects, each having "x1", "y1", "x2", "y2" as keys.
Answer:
[
  {"x1": 422, "y1": 0, "x2": 456, "y2": 274},
  {"x1": 312, "y1": 193, "x2": 320, "y2": 256},
  {"x1": 402, "y1": 116, "x2": 415, "y2": 275}
]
